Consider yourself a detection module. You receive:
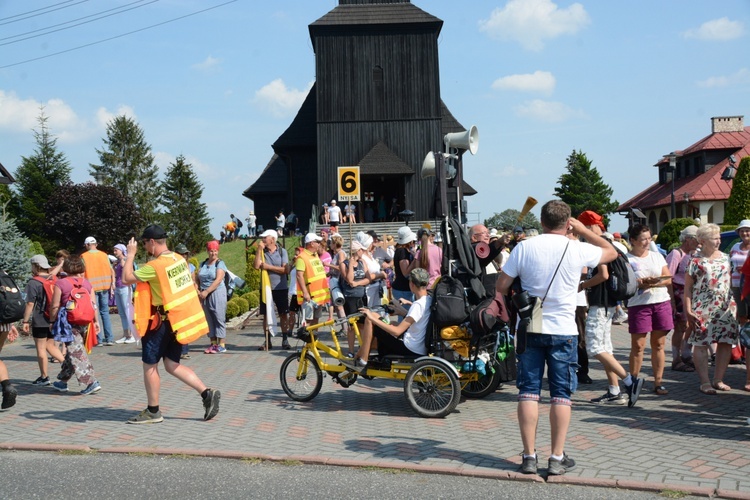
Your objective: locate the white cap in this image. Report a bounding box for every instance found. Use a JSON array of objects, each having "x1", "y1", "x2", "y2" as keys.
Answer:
[
  {"x1": 330, "y1": 199, "x2": 336, "y2": 204},
  {"x1": 259, "y1": 229, "x2": 278, "y2": 239},
  {"x1": 304, "y1": 233, "x2": 323, "y2": 244},
  {"x1": 84, "y1": 236, "x2": 97, "y2": 245}
]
